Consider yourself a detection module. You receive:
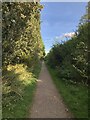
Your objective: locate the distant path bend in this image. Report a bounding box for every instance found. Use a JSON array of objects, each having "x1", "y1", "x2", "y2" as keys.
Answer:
[{"x1": 29, "y1": 61, "x2": 72, "y2": 118}]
